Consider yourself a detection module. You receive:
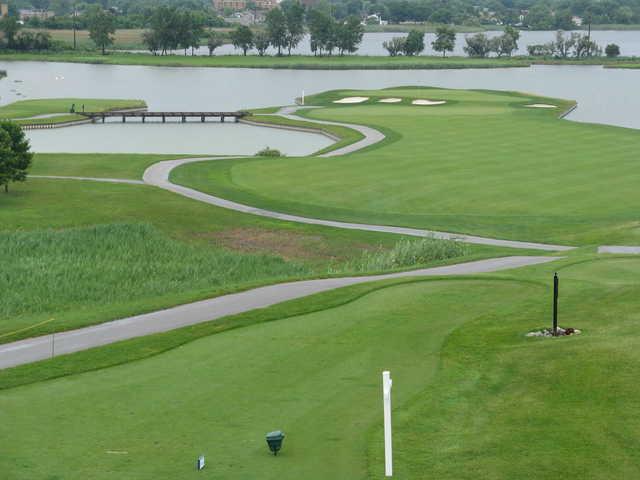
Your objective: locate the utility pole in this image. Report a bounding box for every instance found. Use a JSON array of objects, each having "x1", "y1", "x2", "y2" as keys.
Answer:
[
  {"x1": 552, "y1": 273, "x2": 559, "y2": 336},
  {"x1": 73, "y1": 5, "x2": 77, "y2": 50}
]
